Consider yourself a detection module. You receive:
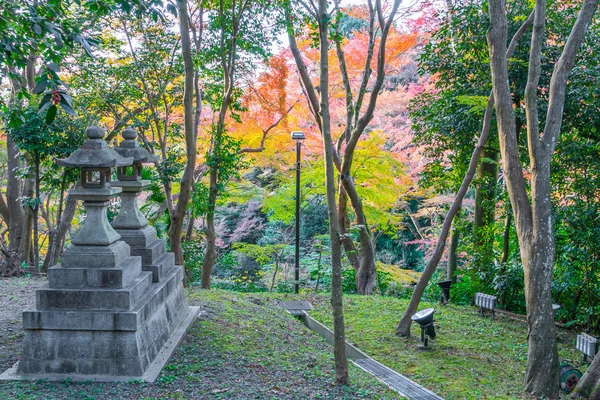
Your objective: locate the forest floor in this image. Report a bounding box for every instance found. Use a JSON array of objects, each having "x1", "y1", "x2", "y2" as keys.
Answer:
[
  {"x1": 303, "y1": 293, "x2": 586, "y2": 400},
  {"x1": 0, "y1": 277, "x2": 396, "y2": 400}
]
